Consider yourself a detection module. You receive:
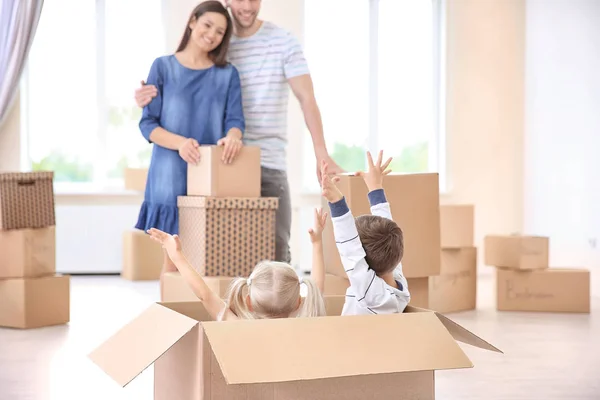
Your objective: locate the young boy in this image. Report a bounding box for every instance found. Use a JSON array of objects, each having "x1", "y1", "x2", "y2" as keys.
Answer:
[{"x1": 321, "y1": 150, "x2": 410, "y2": 315}]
